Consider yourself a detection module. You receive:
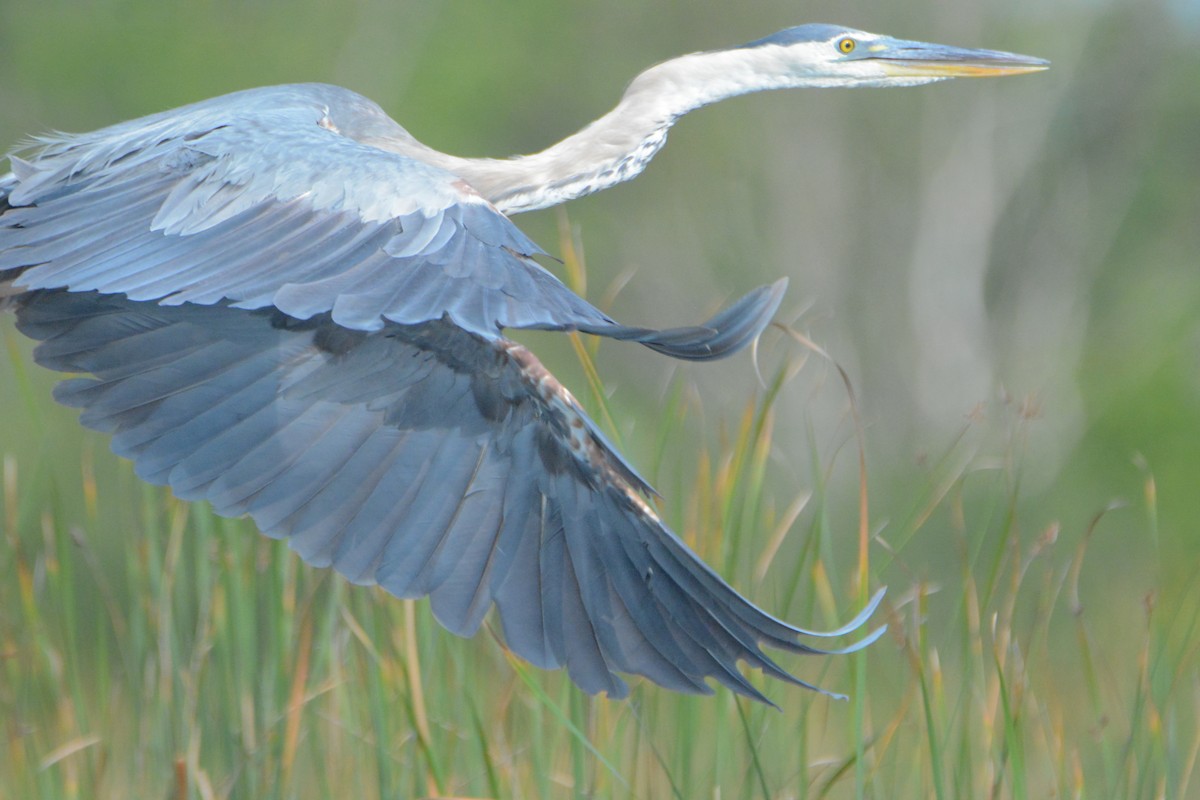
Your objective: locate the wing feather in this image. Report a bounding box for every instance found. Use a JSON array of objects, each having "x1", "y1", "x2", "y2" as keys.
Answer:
[
  {"x1": 11, "y1": 289, "x2": 881, "y2": 702},
  {"x1": 1, "y1": 88, "x2": 876, "y2": 701},
  {"x1": 3, "y1": 84, "x2": 782, "y2": 360},
  {"x1": 493, "y1": 496, "x2": 556, "y2": 670},
  {"x1": 426, "y1": 456, "x2": 508, "y2": 634},
  {"x1": 1, "y1": 85, "x2": 613, "y2": 338},
  {"x1": 285, "y1": 429, "x2": 414, "y2": 566},
  {"x1": 555, "y1": 490, "x2": 626, "y2": 698}
]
